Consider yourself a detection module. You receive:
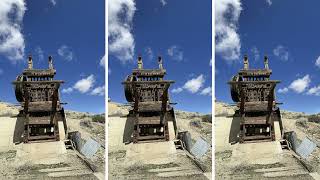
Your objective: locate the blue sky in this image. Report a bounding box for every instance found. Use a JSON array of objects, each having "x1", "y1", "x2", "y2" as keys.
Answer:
[
  {"x1": 108, "y1": 0, "x2": 212, "y2": 114},
  {"x1": 0, "y1": 0, "x2": 105, "y2": 113},
  {"x1": 216, "y1": 0, "x2": 320, "y2": 114}
]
